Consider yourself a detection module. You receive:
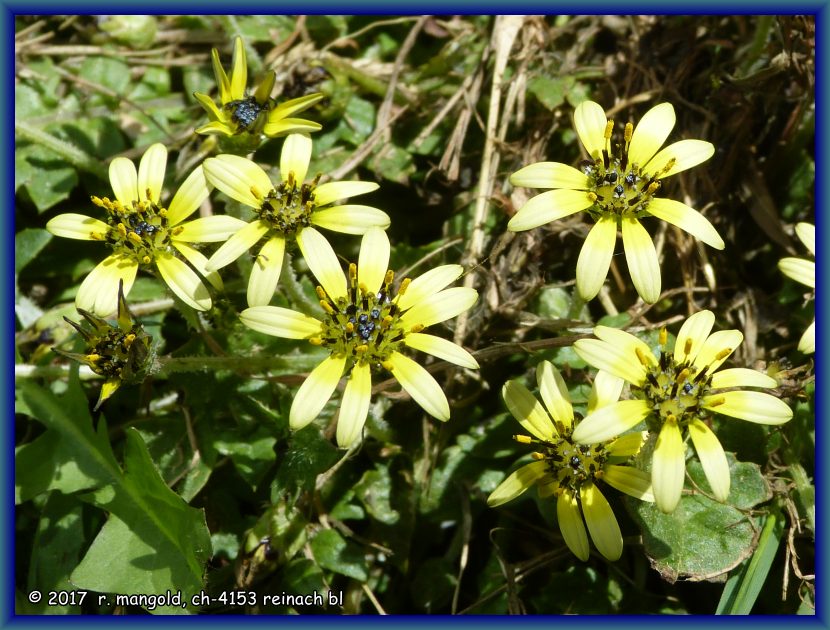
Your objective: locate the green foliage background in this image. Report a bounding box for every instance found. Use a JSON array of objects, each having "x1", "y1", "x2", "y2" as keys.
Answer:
[{"x1": 15, "y1": 15, "x2": 814, "y2": 614}]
